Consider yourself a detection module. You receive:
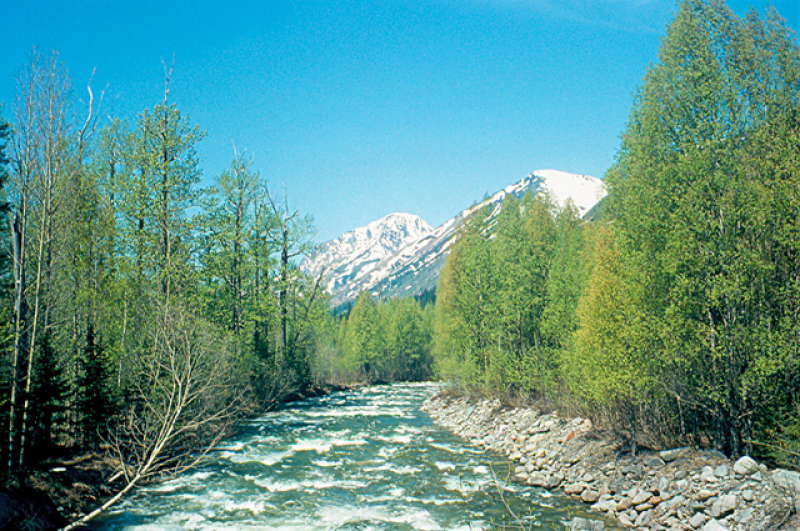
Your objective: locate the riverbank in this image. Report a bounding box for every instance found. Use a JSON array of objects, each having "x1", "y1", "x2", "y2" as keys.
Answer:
[{"x1": 423, "y1": 392, "x2": 800, "y2": 531}]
